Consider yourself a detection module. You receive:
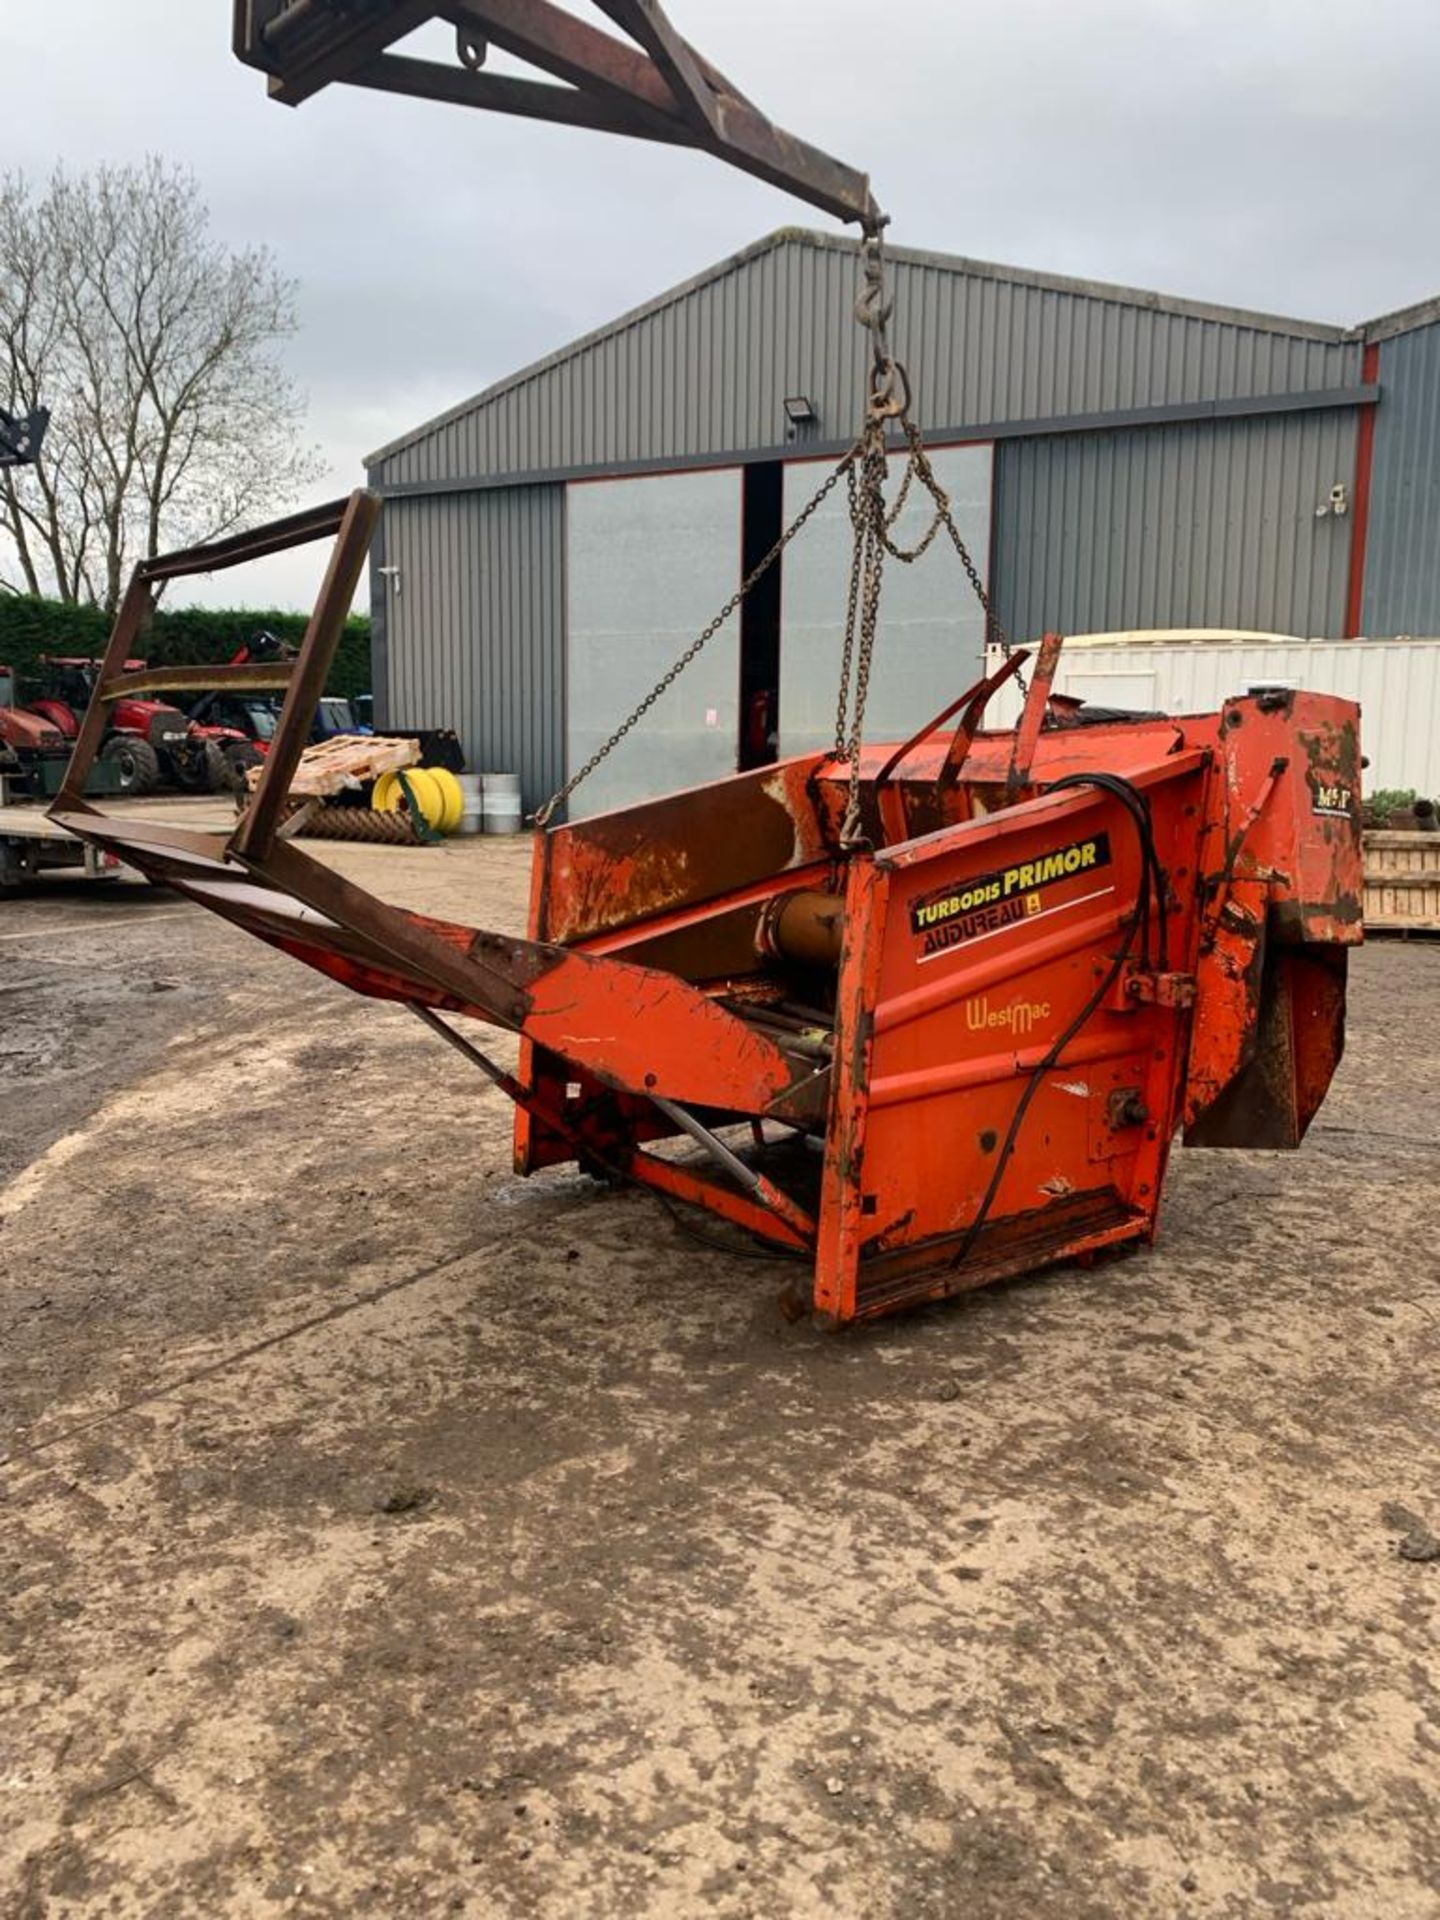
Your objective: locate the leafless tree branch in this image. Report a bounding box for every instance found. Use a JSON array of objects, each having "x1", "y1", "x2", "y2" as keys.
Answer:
[{"x1": 0, "y1": 158, "x2": 323, "y2": 610}]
